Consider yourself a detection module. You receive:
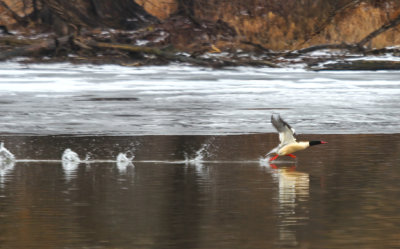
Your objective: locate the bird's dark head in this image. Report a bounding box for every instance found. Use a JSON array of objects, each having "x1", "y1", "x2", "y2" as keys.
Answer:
[{"x1": 309, "y1": 140, "x2": 328, "y2": 146}]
